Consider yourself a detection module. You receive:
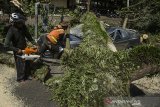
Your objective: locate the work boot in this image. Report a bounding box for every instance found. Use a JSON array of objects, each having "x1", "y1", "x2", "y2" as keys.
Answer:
[
  {"x1": 17, "y1": 79, "x2": 25, "y2": 83},
  {"x1": 27, "y1": 76, "x2": 33, "y2": 80}
]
